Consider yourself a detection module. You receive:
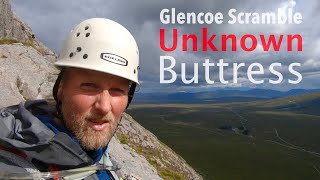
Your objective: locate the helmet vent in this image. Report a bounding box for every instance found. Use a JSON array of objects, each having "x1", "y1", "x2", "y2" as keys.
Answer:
[
  {"x1": 83, "y1": 54, "x2": 88, "y2": 59},
  {"x1": 85, "y1": 26, "x2": 89, "y2": 30},
  {"x1": 69, "y1": 52, "x2": 74, "y2": 57},
  {"x1": 77, "y1": 47, "x2": 82, "y2": 52},
  {"x1": 85, "y1": 33, "x2": 90, "y2": 37},
  {"x1": 134, "y1": 69, "x2": 136, "y2": 74},
  {"x1": 76, "y1": 32, "x2": 80, "y2": 37}
]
